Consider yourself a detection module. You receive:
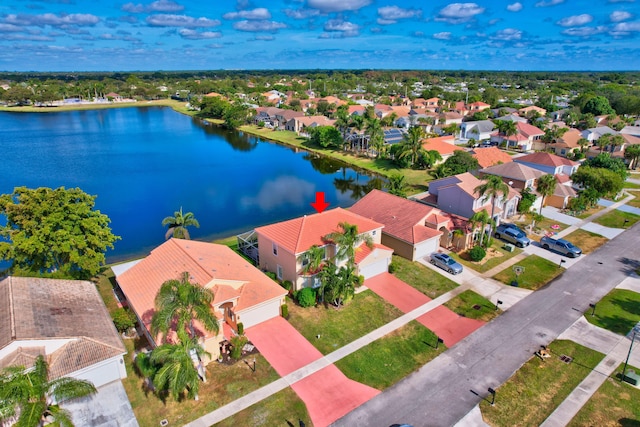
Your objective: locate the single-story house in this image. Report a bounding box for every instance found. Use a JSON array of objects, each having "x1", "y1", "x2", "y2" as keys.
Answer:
[
  {"x1": 350, "y1": 190, "x2": 474, "y2": 259},
  {"x1": 0, "y1": 276, "x2": 127, "y2": 389},
  {"x1": 470, "y1": 146, "x2": 513, "y2": 169},
  {"x1": 255, "y1": 208, "x2": 393, "y2": 291},
  {"x1": 422, "y1": 135, "x2": 463, "y2": 163},
  {"x1": 460, "y1": 120, "x2": 495, "y2": 142},
  {"x1": 514, "y1": 152, "x2": 579, "y2": 176},
  {"x1": 551, "y1": 128, "x2": 583, "y2": 157},
  {"x1": 547, "y1": 175, "x2": 578, "y2": 209},
  {"x1": 479, "y1": 162, "x2": 545, "y2": 191},
  {"x1": 581, "y1": 126, "x2": 617, "y2": 142},
  {"x1": 285, "y1": 115, "x2": 336, "y2": 134},
  {"x1": 518, "y1": 105, "x2": 547, "y2": 117},
  {"x1": 114, "y1": 238, "x2": 287, "y2": 362},
  {"x1": 491, "y1": 121, "x2": 544, "y2": 151}
]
